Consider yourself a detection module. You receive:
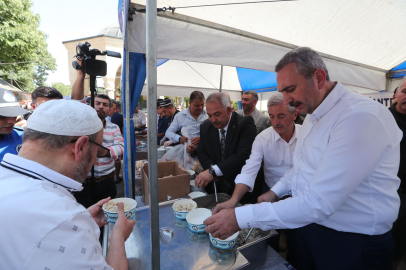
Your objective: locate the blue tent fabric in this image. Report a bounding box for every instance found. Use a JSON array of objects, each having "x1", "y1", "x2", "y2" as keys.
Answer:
[
  {"x1": 236, "y1": 67, "x2": 278, "y2": 92},
  {"x1": 121, "y1": 52, "x2": 146, "y2": 198},
  {"x1": 392, "y1": 61, "x2": 406, "y2": 79}
]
